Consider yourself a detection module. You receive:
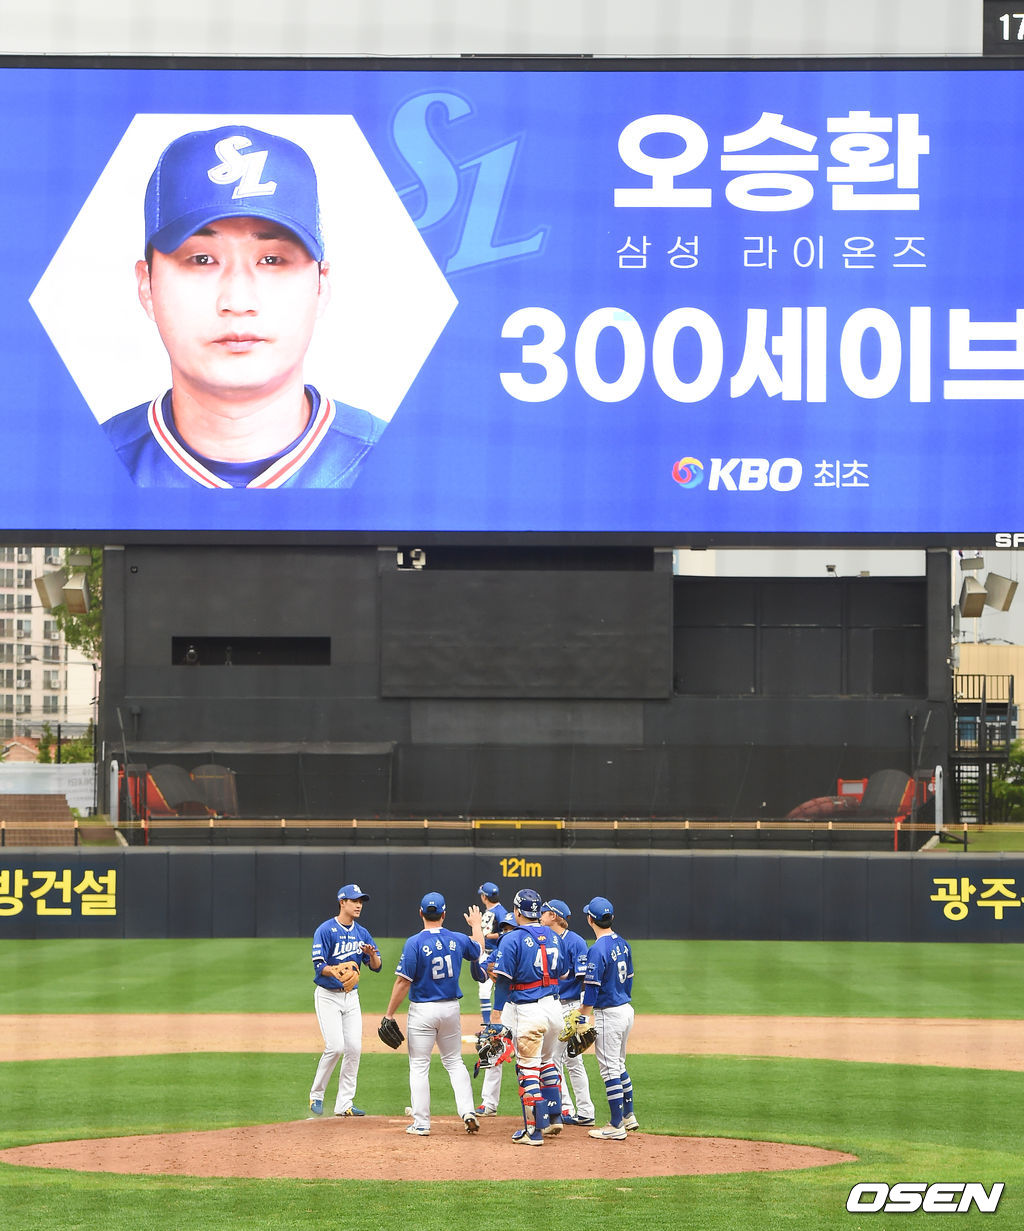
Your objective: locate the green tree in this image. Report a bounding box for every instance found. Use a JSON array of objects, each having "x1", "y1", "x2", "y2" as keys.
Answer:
[
  {"x1": 989, "y1": 739, "x2": 1024, "y2": 821},
  {"x1": 57, "y1": 721, "x2": 96, "y2": 765},
  {"x1": 36, "y1": 722, "x2": 55, "y2": 763},
  {"x1": 51, "y1": 546, "x2": 103, "y2": 659}
]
